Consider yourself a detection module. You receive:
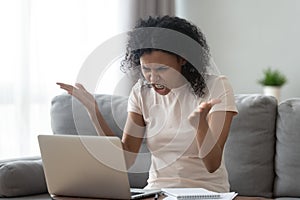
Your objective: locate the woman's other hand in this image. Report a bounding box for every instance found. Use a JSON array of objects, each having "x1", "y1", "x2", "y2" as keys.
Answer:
[{"x1": 56, "y1": 82, "x2": 97, "y2": 112}]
